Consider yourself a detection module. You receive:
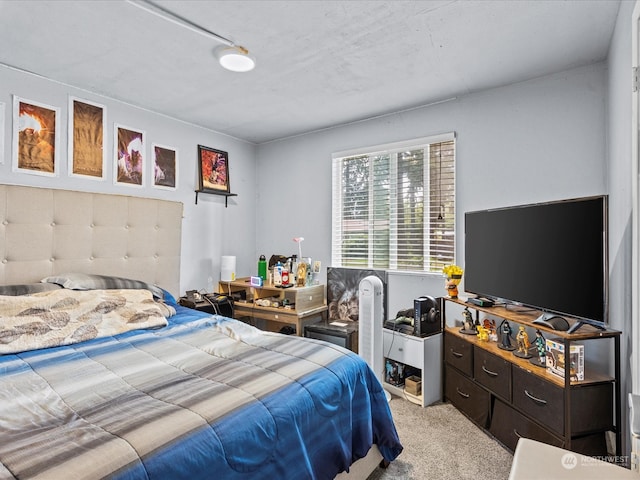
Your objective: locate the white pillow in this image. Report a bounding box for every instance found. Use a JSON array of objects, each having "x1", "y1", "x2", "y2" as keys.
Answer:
[{"x1": 42, "y1": 273, "x2": 165, "y2": 299}]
